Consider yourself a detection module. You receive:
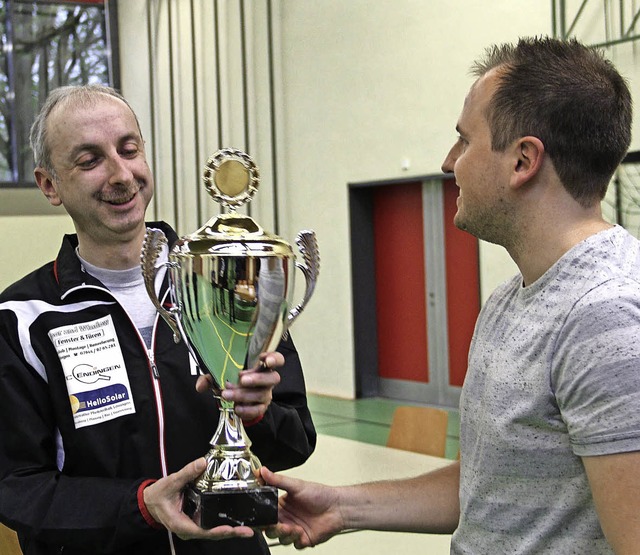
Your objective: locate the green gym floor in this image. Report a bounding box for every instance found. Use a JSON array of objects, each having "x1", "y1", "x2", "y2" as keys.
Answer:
[{"x1": 307, "y1": 393, "x2": 461, "y2": 460}]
